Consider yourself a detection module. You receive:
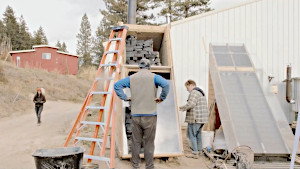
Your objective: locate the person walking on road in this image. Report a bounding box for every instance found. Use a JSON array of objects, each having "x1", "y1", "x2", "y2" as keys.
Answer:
[
  {"x1": 33, "y1": 88, "x2": 46, "y2": 125},
  {"x1": 114, "y1": 59, "x2": 170, "y2": 169},
  {"x1": 179, "y1": 80, "x2": 209, "y2": 159}
]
